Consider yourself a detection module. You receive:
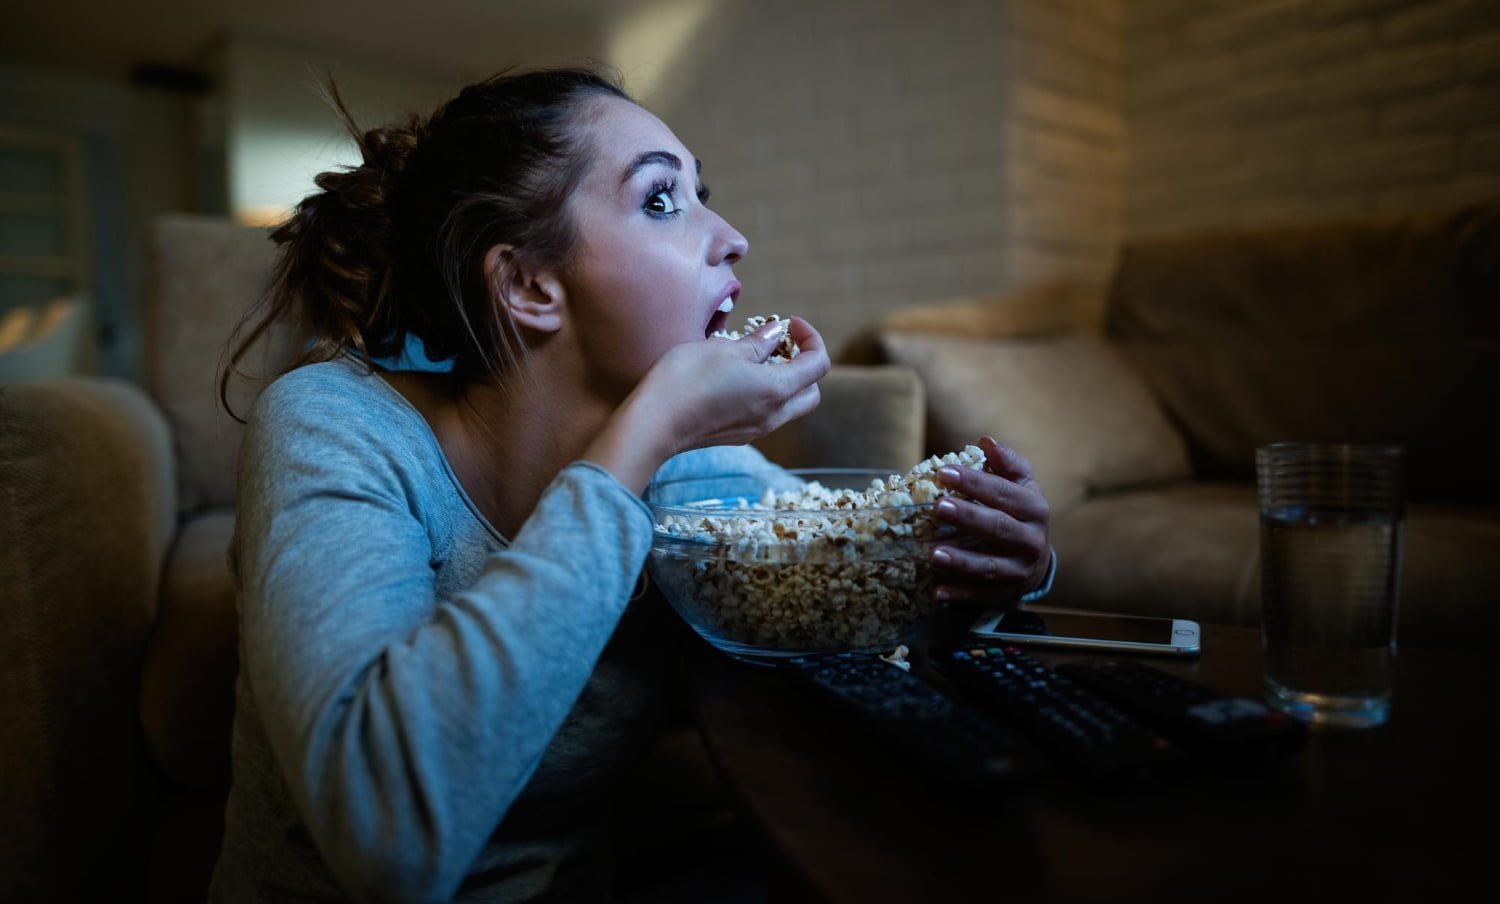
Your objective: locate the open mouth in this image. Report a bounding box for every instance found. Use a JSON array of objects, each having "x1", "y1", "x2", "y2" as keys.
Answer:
[{"x1": 705, "y1": 291, "x2": 737, "y2": 337}]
